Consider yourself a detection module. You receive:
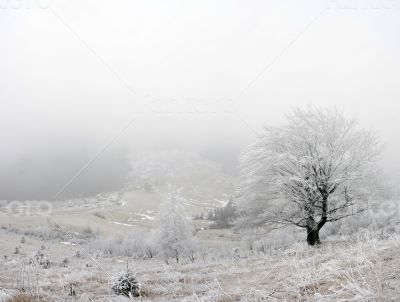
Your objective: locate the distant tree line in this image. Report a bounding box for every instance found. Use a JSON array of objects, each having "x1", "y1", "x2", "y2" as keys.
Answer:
[{"x1": 194, "y1": 200, "x2": 238, "y2": 229}]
